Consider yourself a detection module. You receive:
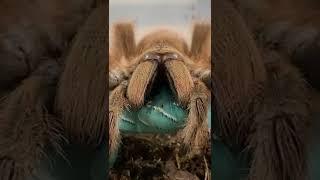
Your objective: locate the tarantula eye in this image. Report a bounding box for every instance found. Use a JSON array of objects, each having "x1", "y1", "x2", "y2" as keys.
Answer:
[
  {"x1": 163, "y1": 53, "x2": 178, "y2": 61},
  {"x1": 144, "y1": 53, "x2": 161, "y2": 61}
]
